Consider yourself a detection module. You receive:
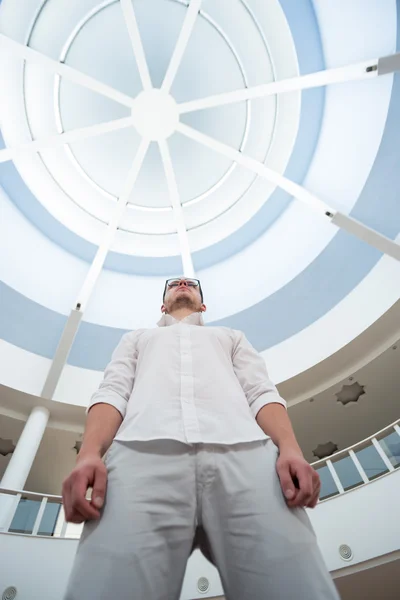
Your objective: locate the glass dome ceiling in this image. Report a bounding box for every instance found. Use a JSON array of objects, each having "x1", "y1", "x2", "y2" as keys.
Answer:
[{"x1": 0, "y1": 0, "x2": 399, "y2": 402}]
